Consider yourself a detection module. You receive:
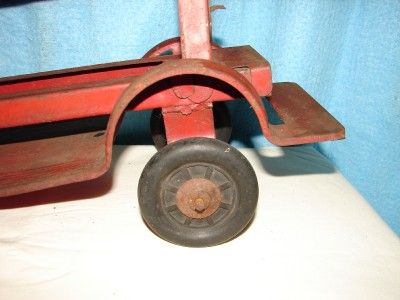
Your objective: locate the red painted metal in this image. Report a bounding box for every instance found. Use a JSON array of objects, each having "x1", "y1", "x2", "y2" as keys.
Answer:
[
  {"x1": 0, "y1": 0, "x2": 344, "y2": 197},
  {"x1": 0, "y1": 131, "x2": 106, "y2": 197},
  {"x1": 163, "y1": 105, "x2": 216, "y2": 143},
  {"x1": 0, "y1": 46, "x2": 271, "y2": 129},
  {"x1": 171, "y1": 1, "x2": 214, "y2": 143},
  {"x1": 267, "y1": 82, "x2": 345, "y2": 145},
  {"x1": 178, "y1": 0, "x2": 211, "y2": 59},
  {"x1": 104, "y1": 58, "x2": 275, "y2": 172},
  {"x1": 143, "y1": 36, "x2": 221, "y2": 144},
  {"x1": 143, "y1": 37, "x2": 183, "y2": 58}
]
